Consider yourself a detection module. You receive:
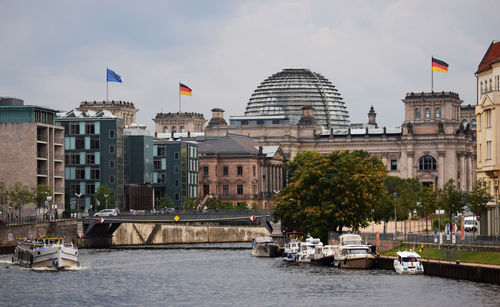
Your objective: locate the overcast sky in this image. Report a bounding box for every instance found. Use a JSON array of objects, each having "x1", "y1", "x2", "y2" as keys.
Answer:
[{"x1": 1, "y1": 1, "x2": 498, "y2": 131}]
